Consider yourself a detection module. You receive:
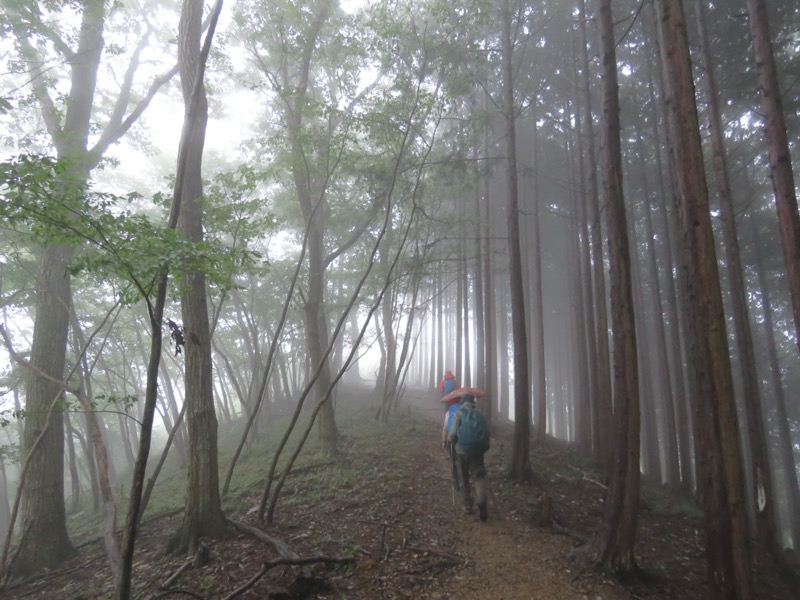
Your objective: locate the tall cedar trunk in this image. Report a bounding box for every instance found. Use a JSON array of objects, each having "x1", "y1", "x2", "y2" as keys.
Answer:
[
  {"x1": 630, "y1": 264, "x2": 657, "y2": 479},
  {"x1": 473, "y1": 131, "x2": 486, "y2": 392},
  {"x1": 654, "y1": 0, "x2": 753, "y2": 596},
  {"x1": 571, "y1": 34, "x2": 597, "y2": 454},
  {"x1": 170, "y1": 0, "x2": 227, "y2": 553},
  {"x1": 498, "y1": 285, "x2": 510, "y2": 419},
  {"x1": 579, "y1": 0, "x2": 611, "y2": 465},
  {"x1": 744, "y1": 0, "x2": 800, "y2": 355},
  {"x1": 567, "y1": 78, "x2": 590, "y2": 450},
  {"x1": 456, "y1": 235, "x2": 464, "y2": 379},
  {"x1": 529, "y1": 99, "x2": 547, "y2": 442},
  {"x1": 461, "y1": 241, "x2": 471, "y2": 385},
  {"x1": 585, "y1": 0, "x2": 641, "y2": 576},
  {"x1": 695, "y1": 0, "x2": 777, "y2": 551},
  {"x1": 482, "y1": 124, "x2": 497, "y2": 421},
  {"x1": 645, "y1": 29, "x2": 694, "y2": 490},
  {"x1": 749, "y1": 216, "x2": 800, "y2": 549},
  {"x1": 634, "y1": 125, "x2": 679, "y2": 486},
  {"x1": 501, "y1": 0, "x2": 532, "y2": 481}
]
